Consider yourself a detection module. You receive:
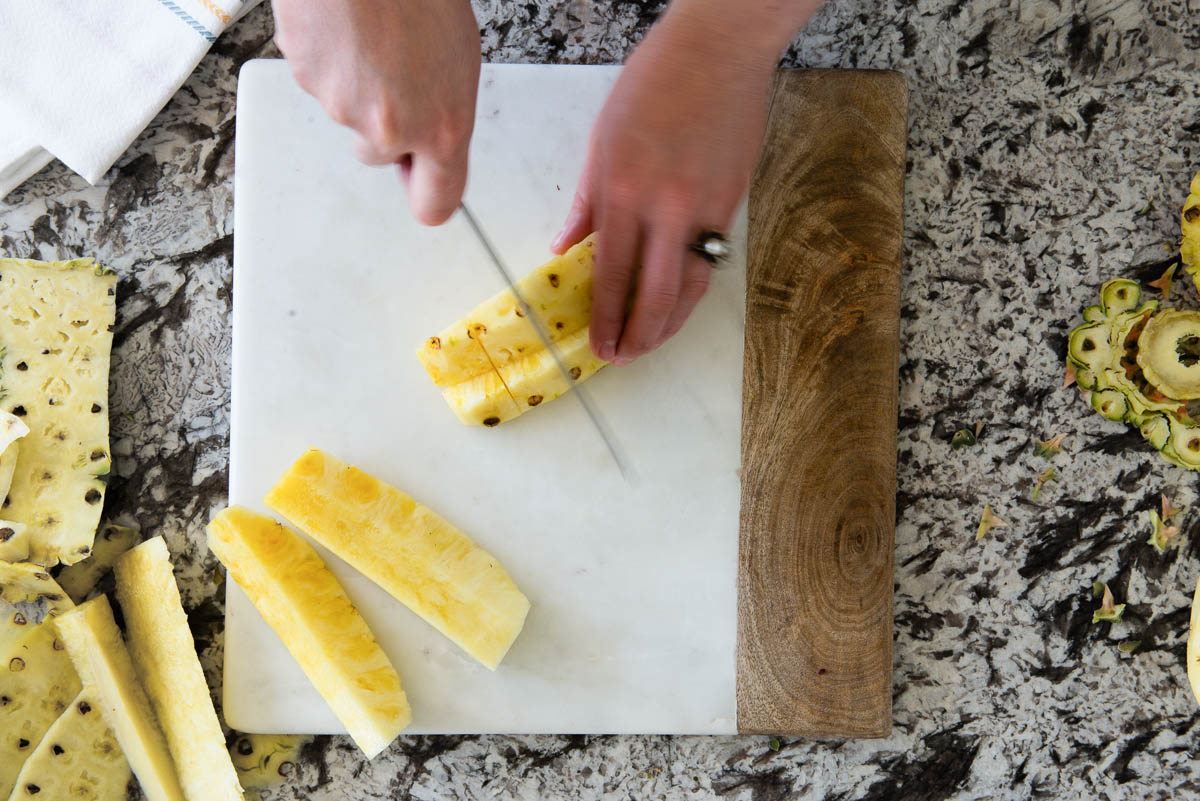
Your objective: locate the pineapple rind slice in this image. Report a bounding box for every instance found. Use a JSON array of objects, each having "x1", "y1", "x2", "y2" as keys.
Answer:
[
  {"x1": 207, "y1": 506, "x2": 411, "y2": 758},
  {"x1": 0, "y1": 559, "x2": 72, "y2": 609},
  {"x1": 228, "y1": 734, "x2": 311, "y2": 792},
  {"x1": 113, "y1": 537, "x2": 244, "y2": 801},
  {"x1": 57, "y1": 523, "x2": 140, "y2": 605},
  {"x1": 416, "y1": 236, "x2": 596, "y2": 387},
  {"x1": 0, "y1": 443, "x2": 20, "y2": 510},
  {"x1": 263, "y1": 449, "x2": 531, "y2": 670},
  {"x1": 0, "y1": 521, "x2": 29, "y2": 563},
  {"x1": 1184, "y1": 172, "x2": 1200, "y2": 279},
  {"x1": 0, "y1": 259, "x2": 116, "y2": 567},
  {"x1": 55, "y1": 596, "x2": 186, "y2": 801},
  {"x1": 6, "y1": 687, "x2": 131, "y2": 801},
  {"x1": 0, "y1": 618, "x2": 82, "y2": 799}
]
